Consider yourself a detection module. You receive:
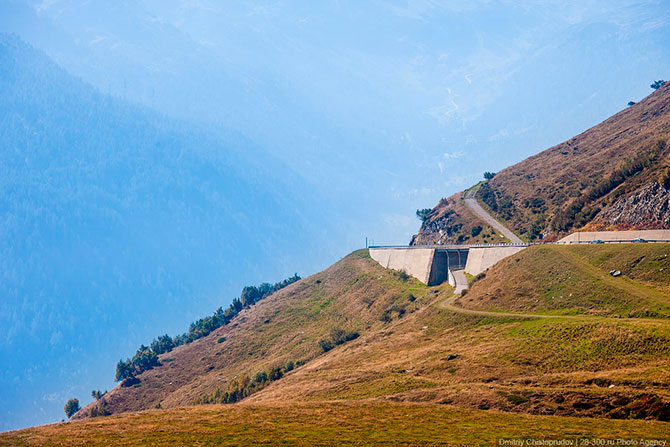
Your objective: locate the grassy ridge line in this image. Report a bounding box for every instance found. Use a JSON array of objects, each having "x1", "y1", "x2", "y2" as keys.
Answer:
[
  {"x1": 552, "y1": 246, "x2": 669, "y2": 306},
  {"x1": 460, "y1": 244, "x2": 670, "y2": 318},
  {"x1": 1, "y1": 402, "x2": 668, "y2": 446}
]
